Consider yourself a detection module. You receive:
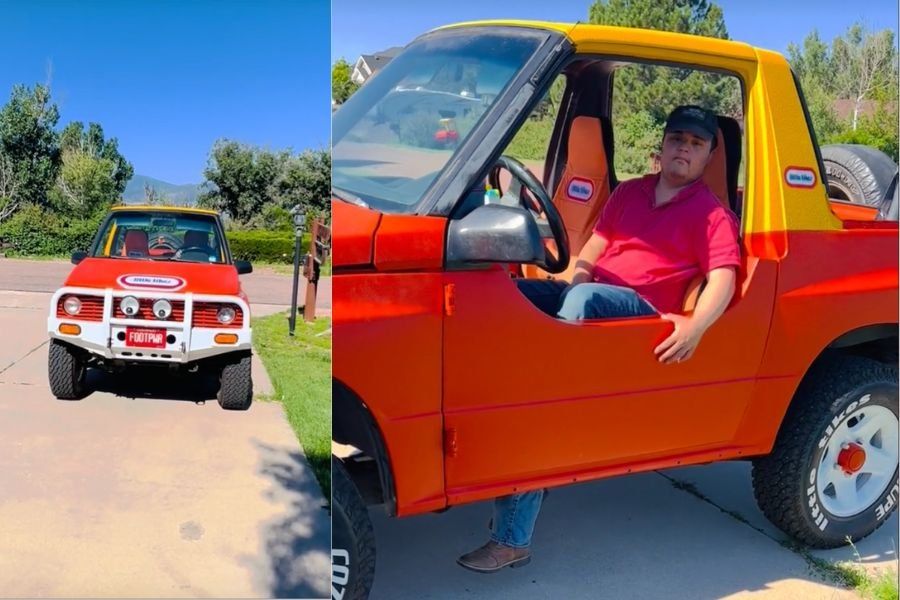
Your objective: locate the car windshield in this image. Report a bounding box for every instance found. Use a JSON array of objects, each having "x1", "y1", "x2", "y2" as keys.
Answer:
[
  {"x1": 92, "y1": 211, "x2": 227, "y2": 264},
  {"x1": 332, "y1": 28, "x2": 548, "y2": 213}
]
